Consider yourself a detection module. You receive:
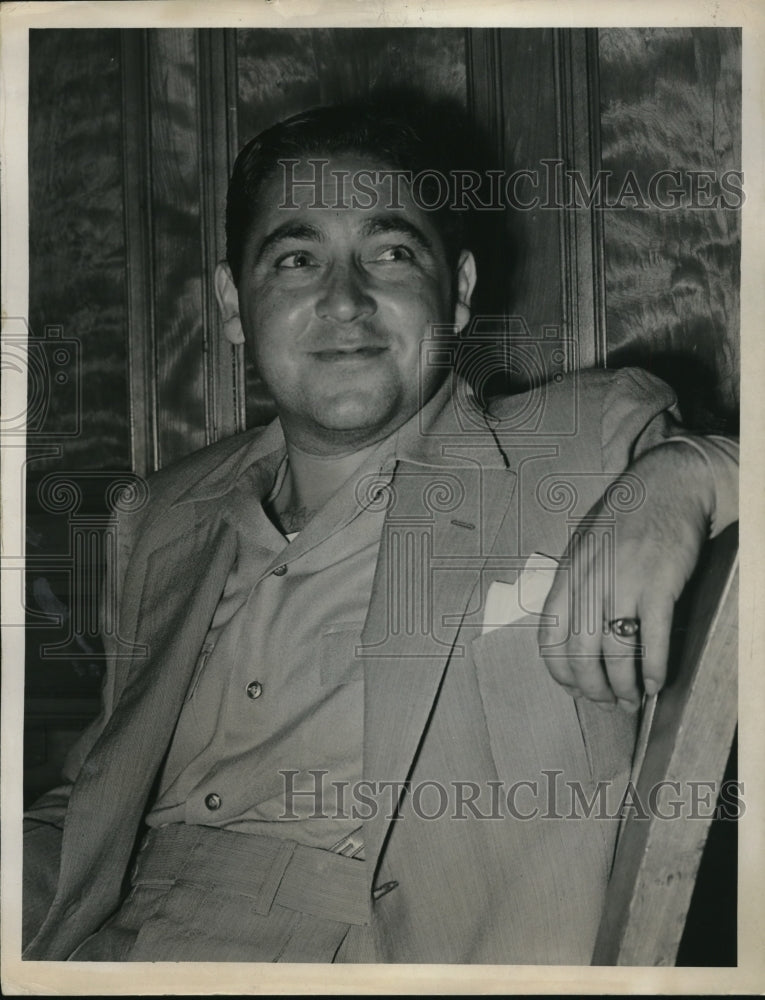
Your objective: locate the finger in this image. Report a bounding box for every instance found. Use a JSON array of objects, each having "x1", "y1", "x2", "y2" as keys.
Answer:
[
  {"x1": 564, "y1": 529, "x2": 616, "y2": 706},
  {"x1": 565, "y1": 644, "x2": 617, "y2": 706},
  {"x1": 636, "y1": 593, "x2": 674, "y2": 695},
  {"x1": 538, "y1": 532, "x2": 599, "y2": 695},
  {"x1": 600, "y1": 527, "x2": 642, "y2": 706},
  {"x1": 538, "y1": 566, "x2": 580, "y2": 691},
  {"x1": 601, "y1": 614, "x2": 642, "y2": 709},
  {"x1": 542, "y1": 530, "x2": 616, "y2": 706}
]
